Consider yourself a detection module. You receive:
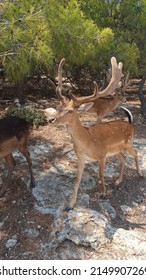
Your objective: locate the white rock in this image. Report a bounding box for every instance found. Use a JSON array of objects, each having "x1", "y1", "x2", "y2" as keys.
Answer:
[
  {"x1": 120, "y1": 205, "x2": 133, "y2": 215},
  {"x1": 5, "y1": 236, "x2": 17, "y2": 248}
]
